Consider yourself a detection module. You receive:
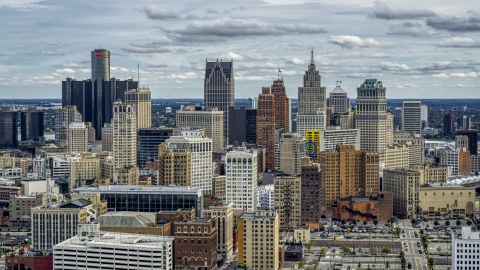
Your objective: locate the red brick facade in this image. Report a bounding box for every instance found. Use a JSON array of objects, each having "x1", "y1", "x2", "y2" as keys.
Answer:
[{"x1": 332, "y1": 192, "x2": 393, "y2": 222}]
